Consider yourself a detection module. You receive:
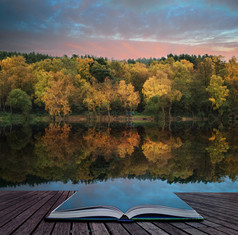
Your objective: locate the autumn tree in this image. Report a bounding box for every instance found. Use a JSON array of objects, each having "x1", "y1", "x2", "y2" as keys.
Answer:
[
  {"x1": 129, "y1": 63, "x2": 150, "y2": 92},
  {"x1": 206, "y1": 75, "x2": 229, "y2": 113},
  {"x1": 83, "y1": 82, "x2": 104, "y2": 114},
  {"x1": 142, "y1": 72, "x2": 181, "y2": 117},
  {"x1": 34, "y1": 70, "x2": 54, "y2": 106},
  {"x1": 100, "y1": 79, "x2": 118, "y2": 118},
  {"x1": 75, "y1": 57, "x2": 94, "y2": 82},
  {"x1": 109, "y1": 61, "x2": 131, "y2": 81},
  {"x1": 117, "y1": 80, "x2": 140, "y2": 113},
  {"x1": 42, "y1": 72, "x2": 74, "y2": 118},
  {"x1": 225, "y1": 57, "x2": 238, "y2": 111}
]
